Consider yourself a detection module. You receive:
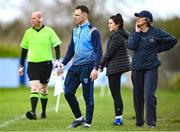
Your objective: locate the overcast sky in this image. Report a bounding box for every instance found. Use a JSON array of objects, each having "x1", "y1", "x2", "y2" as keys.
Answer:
[
  {"x1": 105, "y1": 0, "x2": 180, "y2": 21},
  {"x1": 0, "y1": 0, "x2": 180, "y2": 23}
]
